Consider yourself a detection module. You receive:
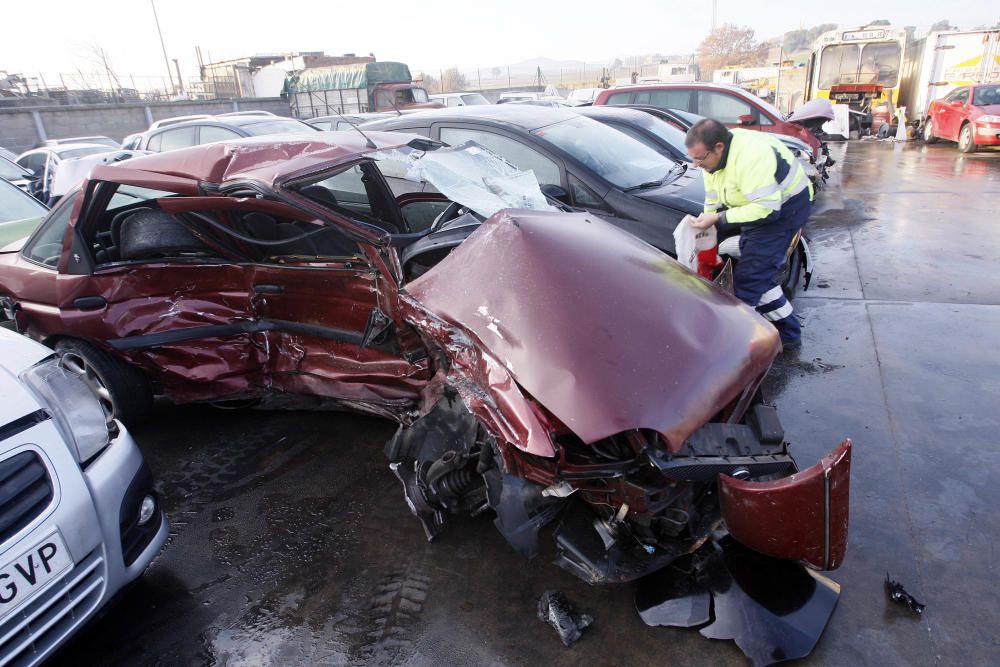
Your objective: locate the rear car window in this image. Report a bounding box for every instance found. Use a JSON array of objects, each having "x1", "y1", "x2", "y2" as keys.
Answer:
[{"x1": 605, "y1": 92, "x2": 632, "y2": 106}]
